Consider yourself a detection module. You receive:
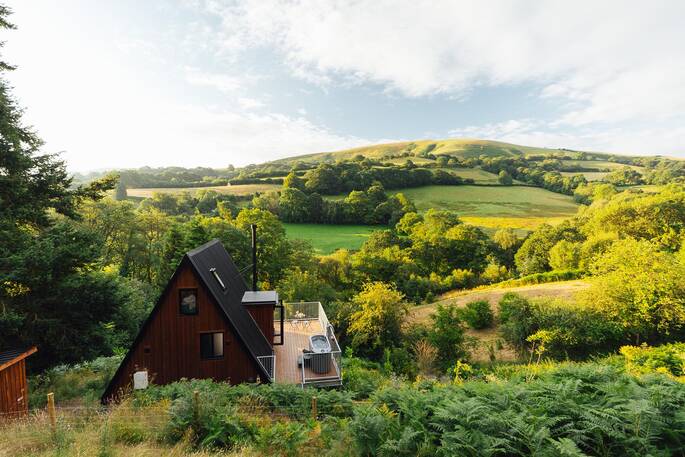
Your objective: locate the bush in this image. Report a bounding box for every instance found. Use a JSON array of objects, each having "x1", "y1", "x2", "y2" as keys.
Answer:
[
  {"x1": 620, "y1": 342, "x2": 685, "y2": 377},
  {"x1": 342, "y1": 355, "x2": 387, "y2": 399},
  {"x1": 428, "y1": 304, "x2": 468, "y2": 370},
  {"x1": 497, "y1": 269, "x2": 584, "y2": 287},
  {"x1": 498, "y1": 294, "x2": 623, "y2": 359},
  {"x1": 461, "y1": 300, "x2": 494, "y2": 329}
]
